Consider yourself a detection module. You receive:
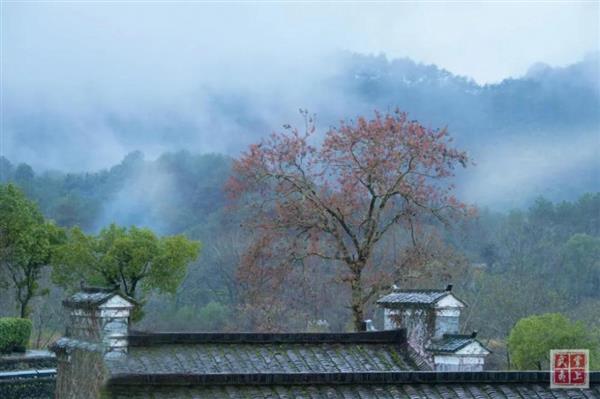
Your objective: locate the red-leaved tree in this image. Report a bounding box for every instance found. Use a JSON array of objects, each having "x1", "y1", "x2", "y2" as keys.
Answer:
[{"x1": 227, "y1": 109, "x2": 471, "y2": 331}]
